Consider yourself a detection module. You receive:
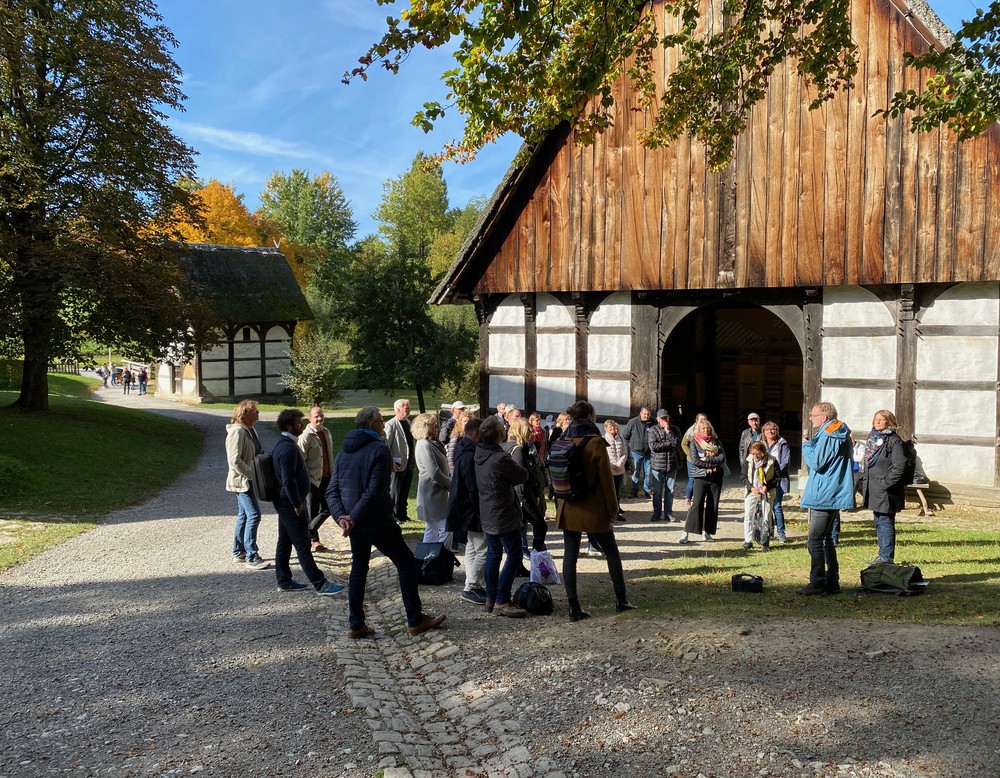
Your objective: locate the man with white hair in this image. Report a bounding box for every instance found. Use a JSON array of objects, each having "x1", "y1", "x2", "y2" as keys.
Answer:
[{"x1": 384, "y1": 398, "x2": 415, "y2": 524}]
